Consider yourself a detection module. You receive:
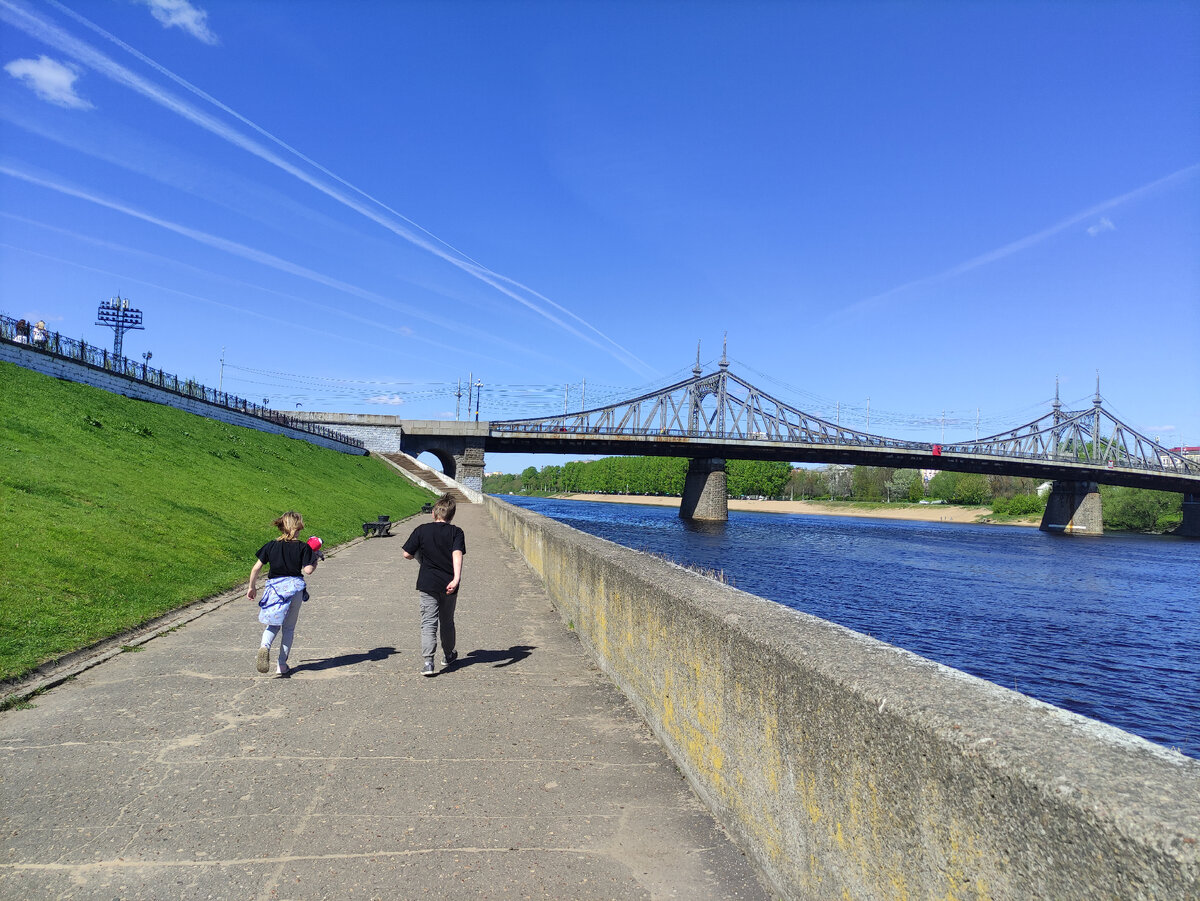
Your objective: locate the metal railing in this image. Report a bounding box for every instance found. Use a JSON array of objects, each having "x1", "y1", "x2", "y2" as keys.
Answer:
[{"x1": 1, "y1": 314, "x2": 364, "y2": 449}]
